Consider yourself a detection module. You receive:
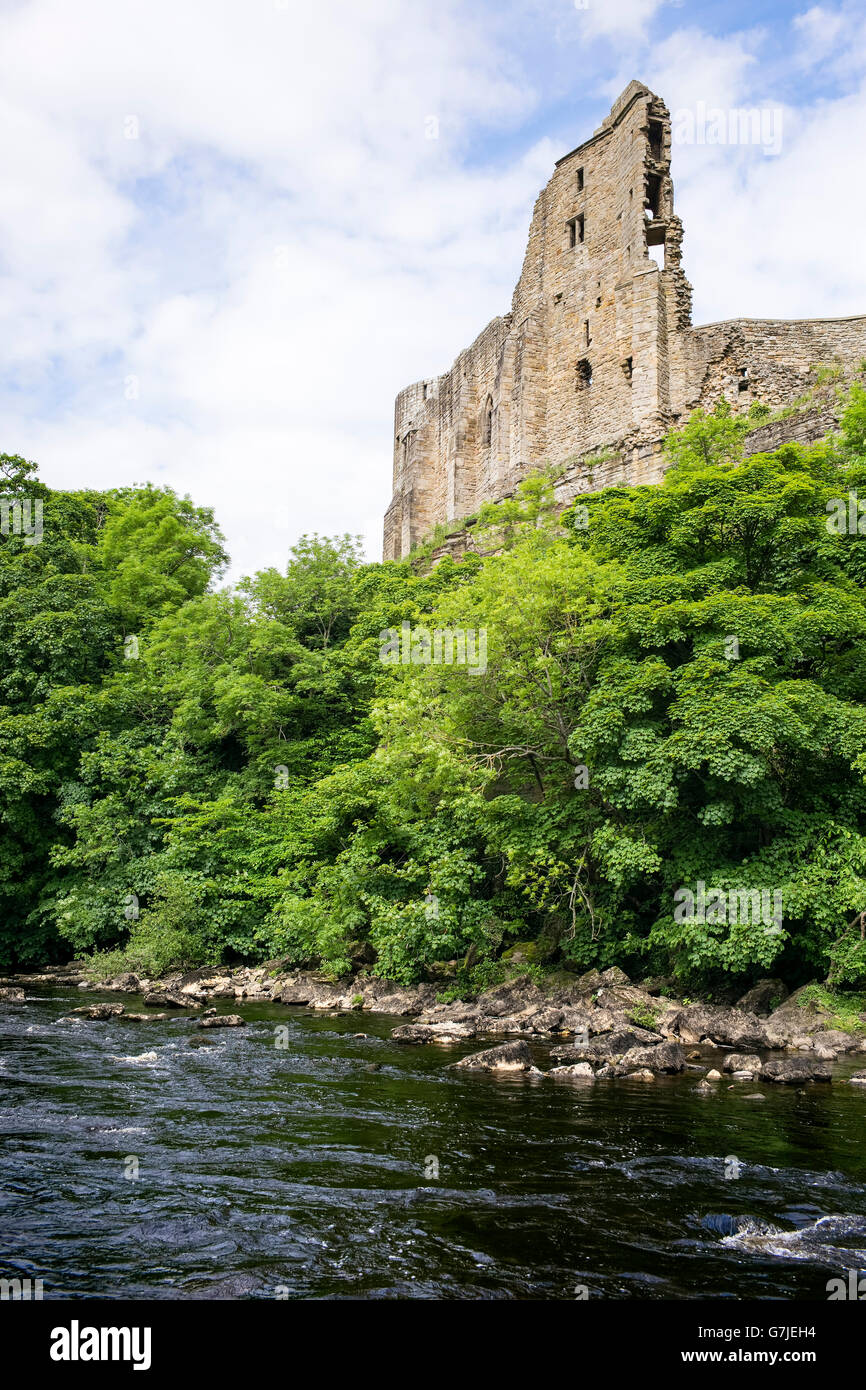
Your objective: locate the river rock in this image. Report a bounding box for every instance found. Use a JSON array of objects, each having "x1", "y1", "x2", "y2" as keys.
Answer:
[
  {"x1": 848, "y1": 1071, "x2": 866, "y2": 1085},
  {"x1": 722, "y1": 1052, "x2": 763, "y2": 1074},
  {"x1": 548, "y1": 1062, "x2": 595, "y2": 1081},
  {"x1": 617, "y1": 1041, "x2": 686, "y2": 1074},
  {"x1": 125, "y1": 1012, "x2": 168, "y2": 1021},
  {"x1": 625, "y1": 1068, "x2": 656, "y2": 1081},
  {"x1": 0, "y1": 987, "x2": 26, "y2": 1001},
  {"x1": 670, "y1": 1005, "x2": 769, "y2": 1049},
  {"x1": 143, "y1": 991, "x2": 198, "y2": 1009},
  {"x1": 197, "y1": 1014, "x2": 246, "y2": 1028},
  {"x1": 764, "y1": 985, "x2": 838, "y2": 1045},
  {"x1": 807, "y1": 1029, "x2": 865, "y2": 1059},
  {"x1": 392, "y1": 1021, "x2": 475, "y2": 1044},
  {"x1": 593, "y1": 984, "x2": 663, "y2": 1017},
  {"x1": 706, "y1": 1069, "x2": 722, "y2": 1081},
  {"x1": 453, "y1": 1040, "x2": 534, "y2": 1072},
  {"x1": 358, "y1": 977, "x2": 436, "y2": 1015},
  {"x1": 555, "y1": 1008, "x2": 601, "y2": 1036},
  {"x1": 72, "y1": 1002, "x2": 125, "y2": 1019},
  {"x1": 14, "y1": 971, "x2": 79, "y2": 985},
  {"x1": 550, "y1": 1026, "x2": 663, "y2": 1064},
  {"x1": 761, "y1": 1057, "x2": 832, "y2": 1084},
  {"x1": 474, "y1": 979, "x2": 547, "y2": 1019},
  {"x1": 735, "y1": 979, "x2": 788, "y2": 1015},
  {"x1": 107, "y1": 972, "x2": 141, "y2": 993},
  {"x1": 278, "y1": 975, "x2": 347, "y2": 1008}
]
